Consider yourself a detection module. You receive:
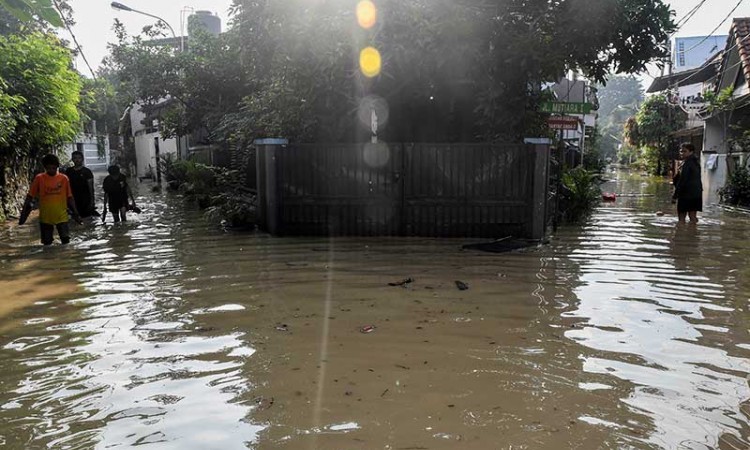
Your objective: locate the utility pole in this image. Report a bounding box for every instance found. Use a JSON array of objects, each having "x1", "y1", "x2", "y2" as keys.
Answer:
[{"x1": 666, "y1": 40, "x2": 674, "y2": 177}]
